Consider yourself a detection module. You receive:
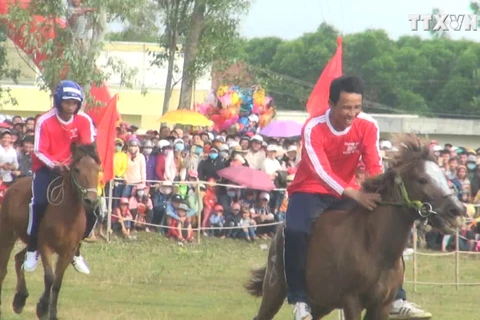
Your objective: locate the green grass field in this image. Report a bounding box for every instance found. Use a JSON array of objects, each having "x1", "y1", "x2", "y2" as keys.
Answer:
[{"x1": 0, "y1": 233, "x2": 479, "y2": 320}]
